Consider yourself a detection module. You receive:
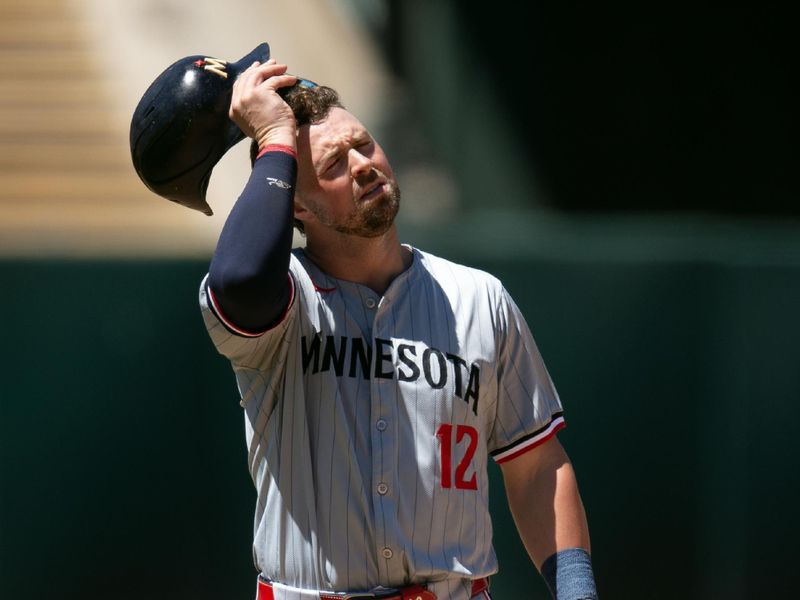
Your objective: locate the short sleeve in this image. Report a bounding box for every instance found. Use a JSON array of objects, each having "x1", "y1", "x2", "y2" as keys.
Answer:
[
  {"x1": 199, "y1": 262, "x2": 298, "y2": 371},
  {"x1": 487, "y1": 287, "x2": 565, "y2": 463}
]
